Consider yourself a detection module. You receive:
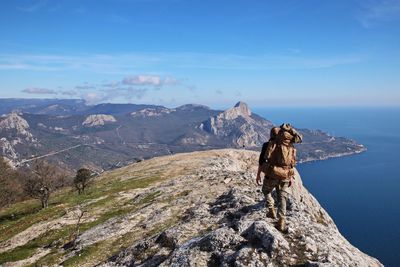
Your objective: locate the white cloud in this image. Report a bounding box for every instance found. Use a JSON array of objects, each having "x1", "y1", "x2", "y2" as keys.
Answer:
[
  {"x1": 16, "y1": 0, "x2": 60, "y2": 13},
  {"x1": 102, "y1": 81, "x2": 120, "y2": 88},
  {"x1": 82, "y1": 87, "x2": 148, "y2": 105},
  {"x1": 122, "y1": 75, "x2": 178, "y2": 87},
  {"x1": 22, "y1": 87, "x2": 57, "y2": 94},
  {"x1": 0, "y1": 52, "x2": 364, "y2": 75},
  {"x1": 75, "y1": 84, "x2": 96, "y2": 90},
  {"x1": 356, "y1": 0, "x2": 400, "y2": 27},
  {"x1": 61, "y1": 90, "x2": 78, "y2": 96},
  {"x1": 163, "y1": 76, "x2": 179, "y2": 85},
  {"x1": 17, "y1": 1, "x2": 48, "y2": 12},
  {"x1": 83, "y1": 92, "x2": 104, "y2": 105},
  {"x1": 123, "y1": 75, "x2": 162, "y2": 86}
]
